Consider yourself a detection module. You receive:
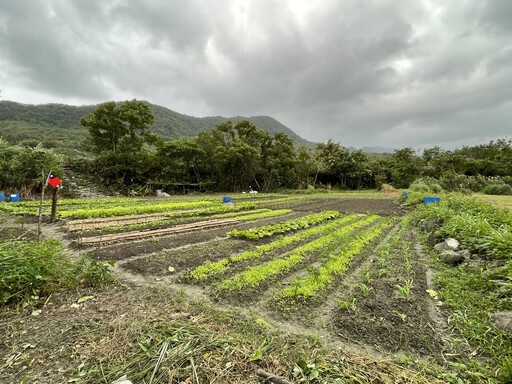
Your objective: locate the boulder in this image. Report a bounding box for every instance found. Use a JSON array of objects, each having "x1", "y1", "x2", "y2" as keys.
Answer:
[
  {"x1": 490, "y1": 312, "x2": 512, "y2": 334},
  {"x1": 440, "y1": 250, "x2": 464, "y2": 264},
  {"x1": 445, "y1": 238, "x2": 459, "y2": 250},
  {"x1": 434, "y1": 242, "x2": 448, "y2": 251}
]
